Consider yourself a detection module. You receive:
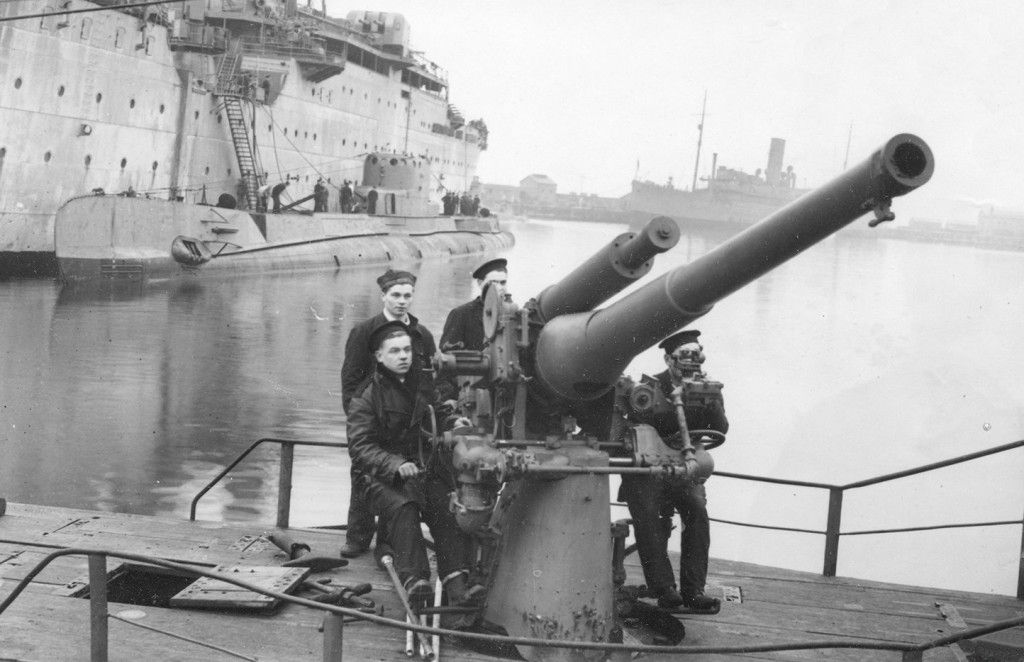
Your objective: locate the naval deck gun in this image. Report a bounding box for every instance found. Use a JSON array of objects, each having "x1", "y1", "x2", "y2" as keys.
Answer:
[{"x1": 436, "y1": 134, "x2": 934, "y2": 660}]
